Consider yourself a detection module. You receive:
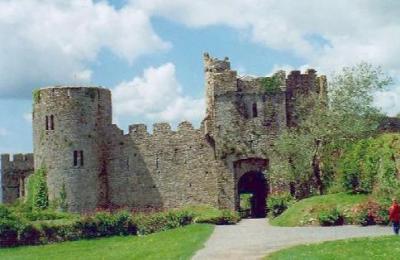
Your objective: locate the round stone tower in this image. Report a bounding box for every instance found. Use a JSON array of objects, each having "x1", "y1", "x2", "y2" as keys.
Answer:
[{"x1": 33, "y1": 86, "x2": 111, "y2": 213}]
